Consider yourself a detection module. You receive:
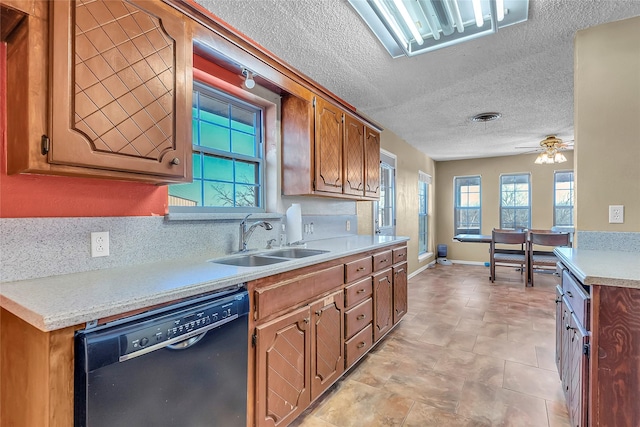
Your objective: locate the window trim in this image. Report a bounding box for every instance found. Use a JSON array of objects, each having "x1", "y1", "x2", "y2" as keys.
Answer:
[
  {"x1": 553, "y1": 169, "x2": 574, "y2": 227},
  {"x1": 499, "y1": 172, "x2": 531, "y2": 230},
  {"x1": 453, "y1": 175, "x2": 482, "y2": 235}
]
